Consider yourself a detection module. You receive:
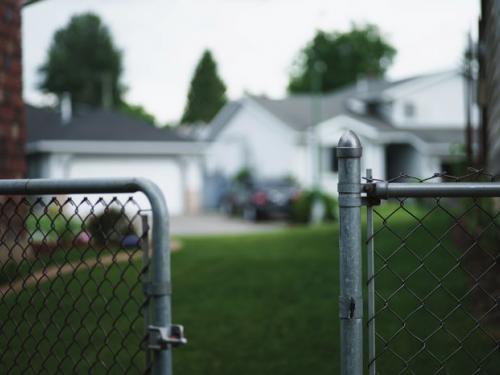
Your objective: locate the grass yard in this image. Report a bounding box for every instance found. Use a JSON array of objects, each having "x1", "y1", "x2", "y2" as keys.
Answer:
[
  {"x1": 173, "y1": 225, "x2": 339, "y2": 375},
  {"x1": 1, "y1": 203, "x2": 498, "y2": 374}
]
